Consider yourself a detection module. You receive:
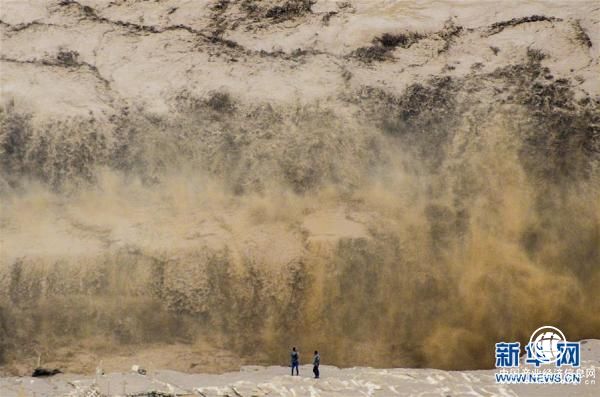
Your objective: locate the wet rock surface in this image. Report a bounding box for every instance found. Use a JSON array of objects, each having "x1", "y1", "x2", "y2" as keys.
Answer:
[{"x1": 0, "y1": 341, "x2": 599, "y2": 397}]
